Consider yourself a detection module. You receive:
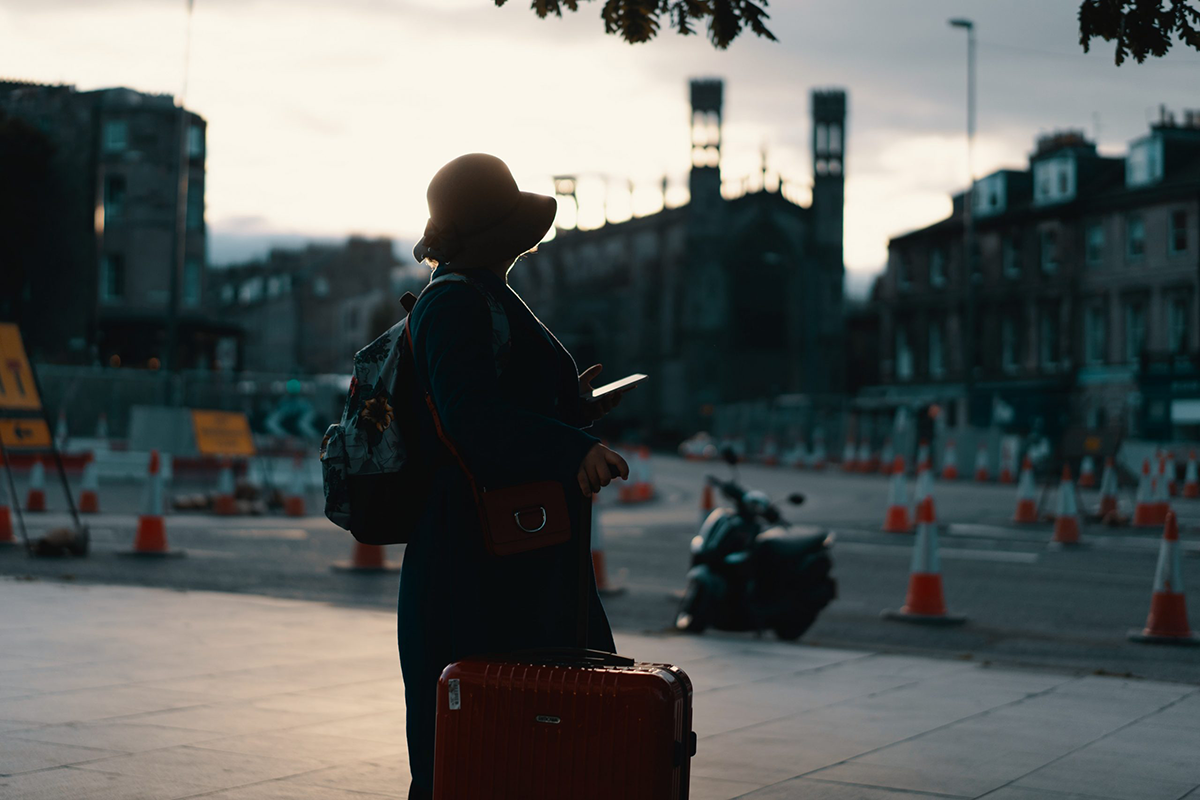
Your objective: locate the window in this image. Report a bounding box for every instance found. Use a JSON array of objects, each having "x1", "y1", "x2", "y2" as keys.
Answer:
[
  {"x1": 1085, "y1": 222, "x2": 1105, "y2": 266},
  {"x1": 1125, "y1": 301, "x2": 1146, "y2": 362},
  {"x1": 1040, "y1": 229, "x2": 1058, "y2": 274},
  {"x1": 1168, "y1": 296, "x2": 1189, "y2": 354},
  {"x1": 188, "y1": 125, "x2": 204, "y2": 158},
  {"x1": 102, "y1": 120, "x2": 127, "y2": 153},
  {"x1": 186, "y1": 191, "x2": 203, "y2": 230},
  {"x1": 929, "y1": 248, "x2": 946, "y2": 287},
  {"x1": 183, "y1": 259, "x2": 201, "y2": 308},
  {"x1": 828, "y1": 123, "x2": 842, "y2": 154},
  {"x1": 895, "y1": 327, "x2": 913, "y2": 381},
  {"x1": 928, "y1": 320, "x2": 945, "y2": 378},
  {"x1": 1126, "y1": 136, "x2": 1163, "y2": 187},
  {"x1": 267, "y1": 276, "x2": 282, "y2": 298},
  {"x1": 894, "y1": 251, "x2": 910, "y2": 289},
  {"x1": 1170, "y1": 210, "x2": 1188, "y2": 254},
  {"x1": 1003, "y1": 236, "x2": 1020, "y2": 279},
  {"x1": 220, "y1": 284, "x2": 234, "y2": 305},
  {"x1": 1085, "y1": 304, "x2": 1107, "y2": 365},
  {"x1": 99, "y1": 254, "x2": 125, "y2": 302},
  {"x1": 313, "y1": 275, "x2": 330, "y2": 297},
  {"x1": 104, "y1": 175, "x2": 126, "y2": 220},
  {"x1": 239, "y1": 276, "x2": 263, "y2": 305},
  {"x1": 1126, "y1": 215, "x2": 1145, "y2": 260},
  {"x1": 1041, "y1": 307, "x2": 1059, "y2": 369},
  {"x1": 1001, "y1": 316, "x2": 1019, "y2": 373},
  {"x1": 1033, "y1": 156, "x2": 1075, "y2": 205}
]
